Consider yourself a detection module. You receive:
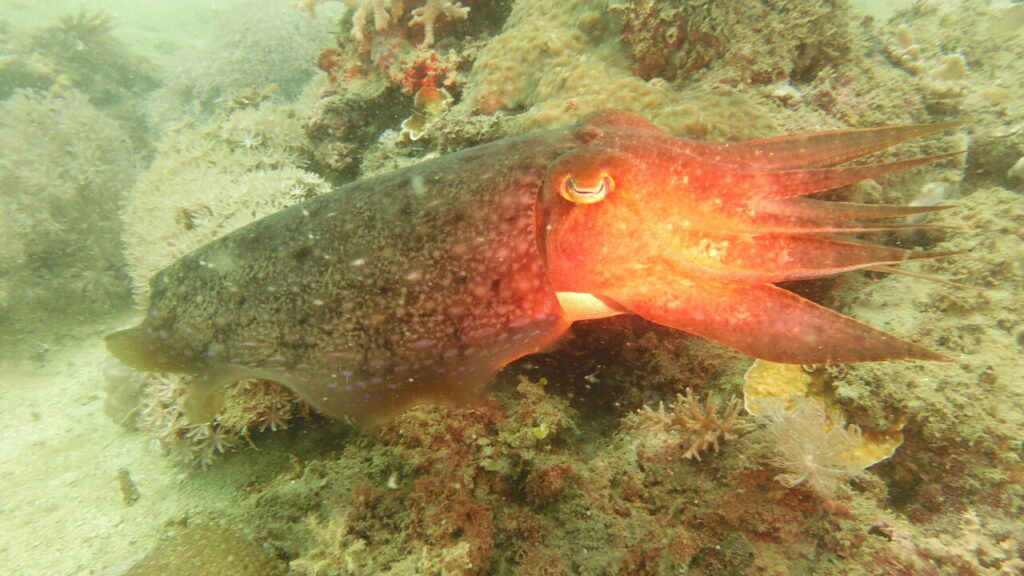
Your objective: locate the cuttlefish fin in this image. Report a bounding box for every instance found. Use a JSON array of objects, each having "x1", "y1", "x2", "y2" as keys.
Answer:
[
  {"x1": 606, "y1": 281, "x2": 949, "y2": 363},
  {"x1": 107, "y1": 325, "x2": 246, "y2": 423},
  {"x1": 694, "y1": 122, "x2": 962, "y2": 170},
  {"x1": 106, "y1": 325, "x2": 180, "y2": 372}
]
